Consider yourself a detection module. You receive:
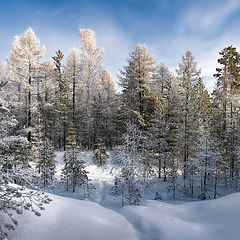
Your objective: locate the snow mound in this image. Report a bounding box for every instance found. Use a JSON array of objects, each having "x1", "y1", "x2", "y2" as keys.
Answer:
[
  {"x1": 121, "y1": 193, "x2": 240, "y2": 240},
  {"x1": 8, "y1": 194, "x2": 137, "y2": 240}
]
